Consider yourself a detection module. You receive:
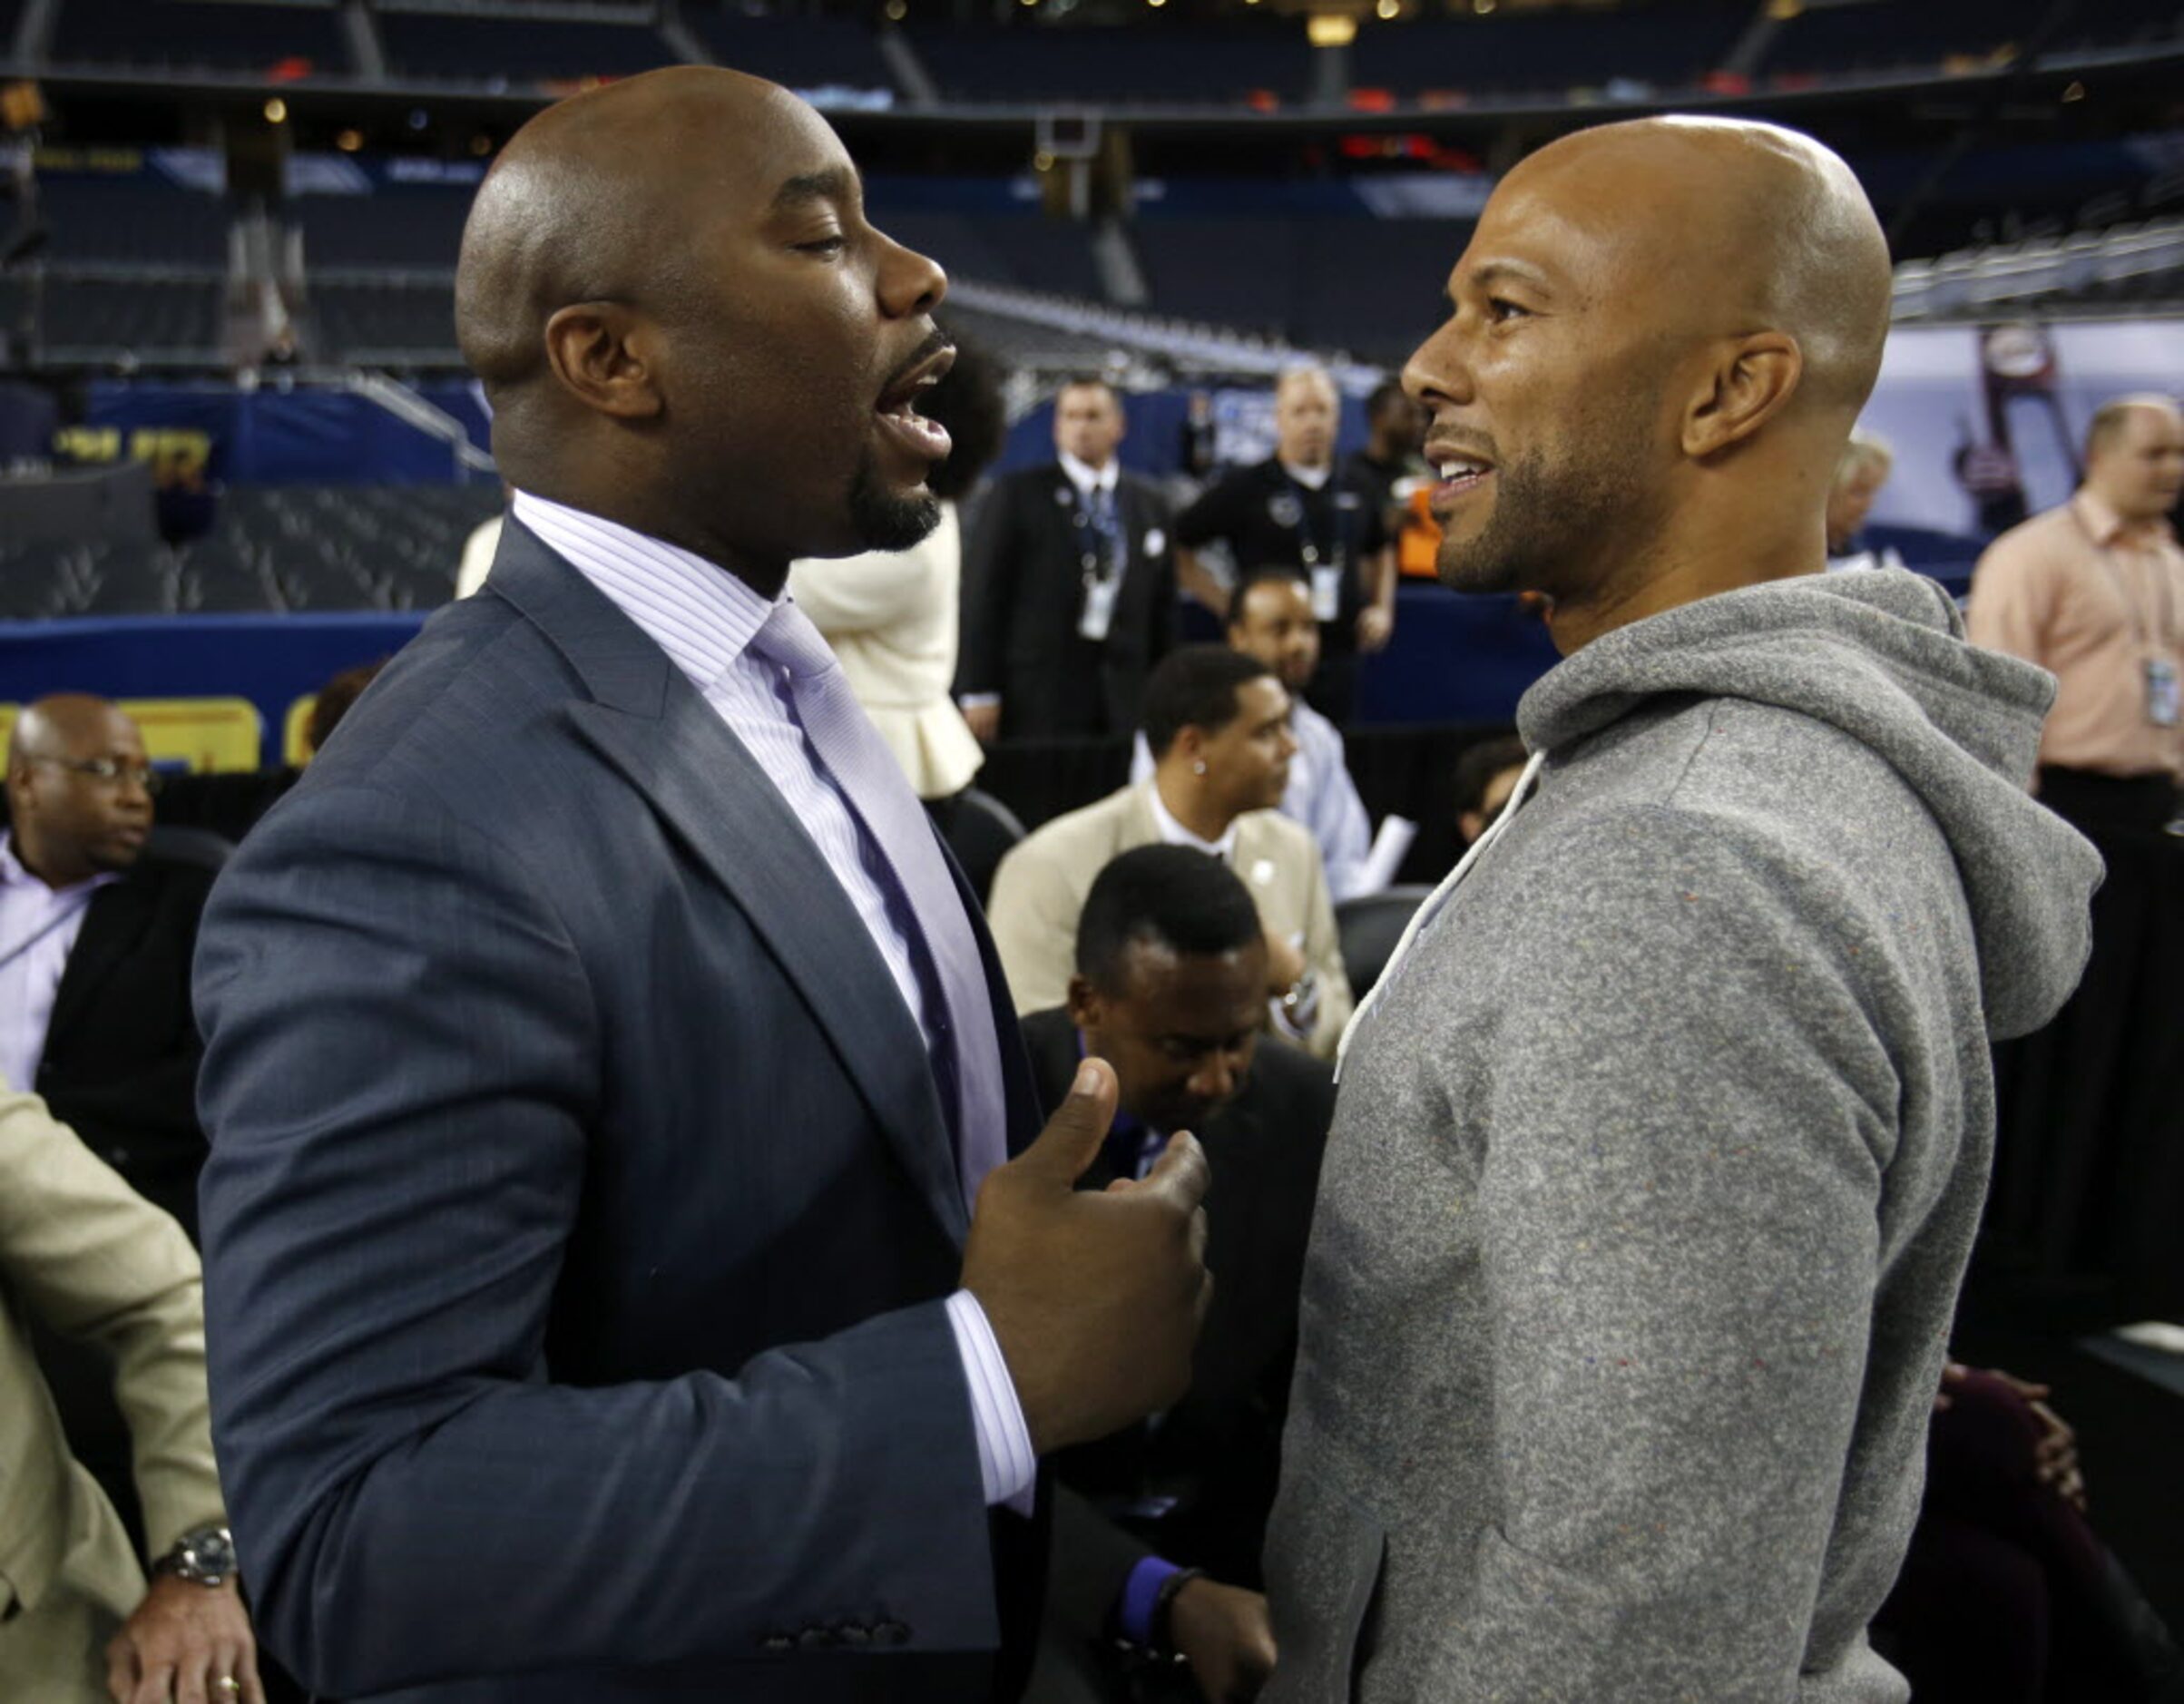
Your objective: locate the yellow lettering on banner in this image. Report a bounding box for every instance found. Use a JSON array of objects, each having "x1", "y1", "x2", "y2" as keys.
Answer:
[
  {"x1": 52, "y1": 426, "x2": 123, "y2": 464},
  {"x1": 127, "y1": 430, "x2": 212, "y2": 492},
  {"x1": 283, "y1": 695, "x2": 321, "y2": 769},
  {"x1": 121, "y1": 698, "x2": 262, "y2": 771}
]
